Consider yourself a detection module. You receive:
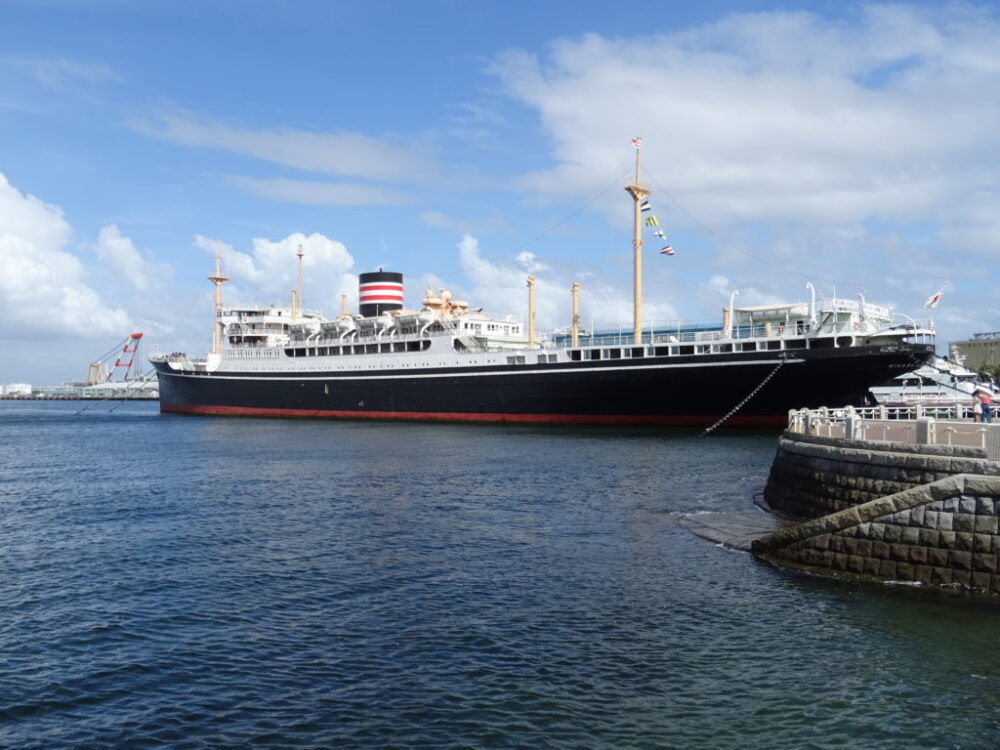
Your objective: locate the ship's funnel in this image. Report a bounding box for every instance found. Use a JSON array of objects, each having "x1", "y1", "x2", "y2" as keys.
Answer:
[{"x1": 359, "y1": 271, "x2": 403, "y2": 318}]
